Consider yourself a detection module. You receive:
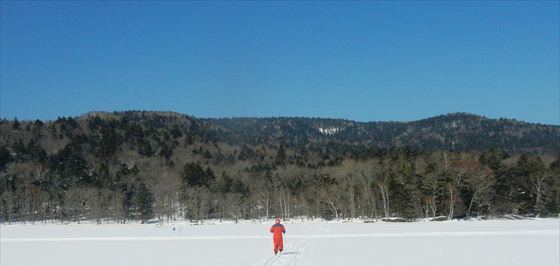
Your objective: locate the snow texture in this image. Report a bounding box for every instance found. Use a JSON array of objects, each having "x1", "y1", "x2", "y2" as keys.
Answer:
[
  {"x1": 1, "y1": 219, "x2": 558, "y2": 266},
  {"x1": 318, "y1": 127, "x2": 341, "y2": 135}
]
